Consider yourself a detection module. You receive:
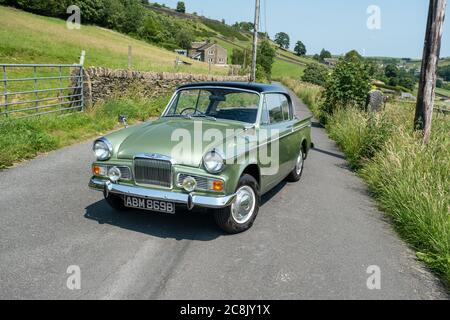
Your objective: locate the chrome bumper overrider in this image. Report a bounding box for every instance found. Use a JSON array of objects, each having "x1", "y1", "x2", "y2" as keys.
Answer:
[{"x1": 89, "y1": 178, "x2": 236, "y2": 210}]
